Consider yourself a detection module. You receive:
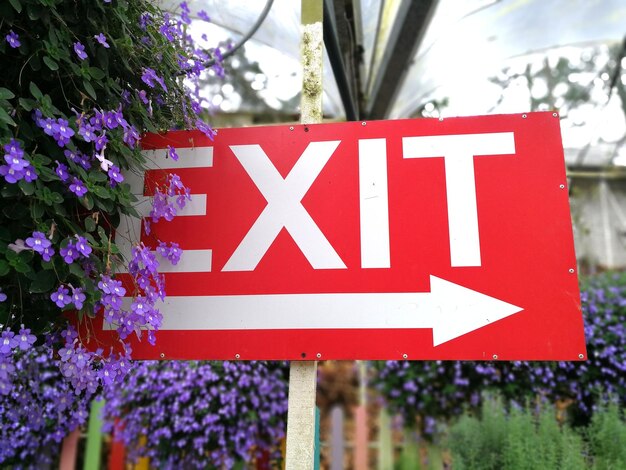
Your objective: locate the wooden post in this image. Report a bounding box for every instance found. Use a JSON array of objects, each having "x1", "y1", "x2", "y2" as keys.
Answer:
[{"x1": 285, "y1": 1, "x2": 324, "y2": 469}]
